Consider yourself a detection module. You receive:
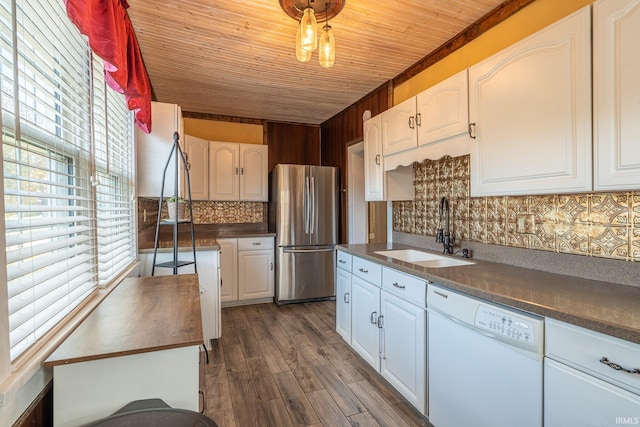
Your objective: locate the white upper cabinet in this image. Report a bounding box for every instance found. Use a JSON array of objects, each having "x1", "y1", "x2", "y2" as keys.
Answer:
[
  {"x1": 416, "y1": 69, "x2": 469, "y2": 146},
  {"x1": 469, "y1": 6, "x2": 592, "y2": 196},
  {"x1": 382, "y1": 97, "x2": 418, "y2": 155},
  {"x1": 364, "y1": 114, "x2": 385, "y2": 201},
  {"x1": 209, "y1": 142, "x2": 268, "y2": 201},
  {"x1": 183, "y1": 134, "x2": 209, "y2": 200},
  {"x1": 136, "y1": 102, "x2": 183, "y2": 198},
  {"x1": 593, "y1": 0, "x2": 640, "y2": 191},
  {"x1": 239, "y1": 144, "x2": 269, "y2": 201},
  {"x1": 209, "y1": 142, "x2": 240, "y2": 201}
]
